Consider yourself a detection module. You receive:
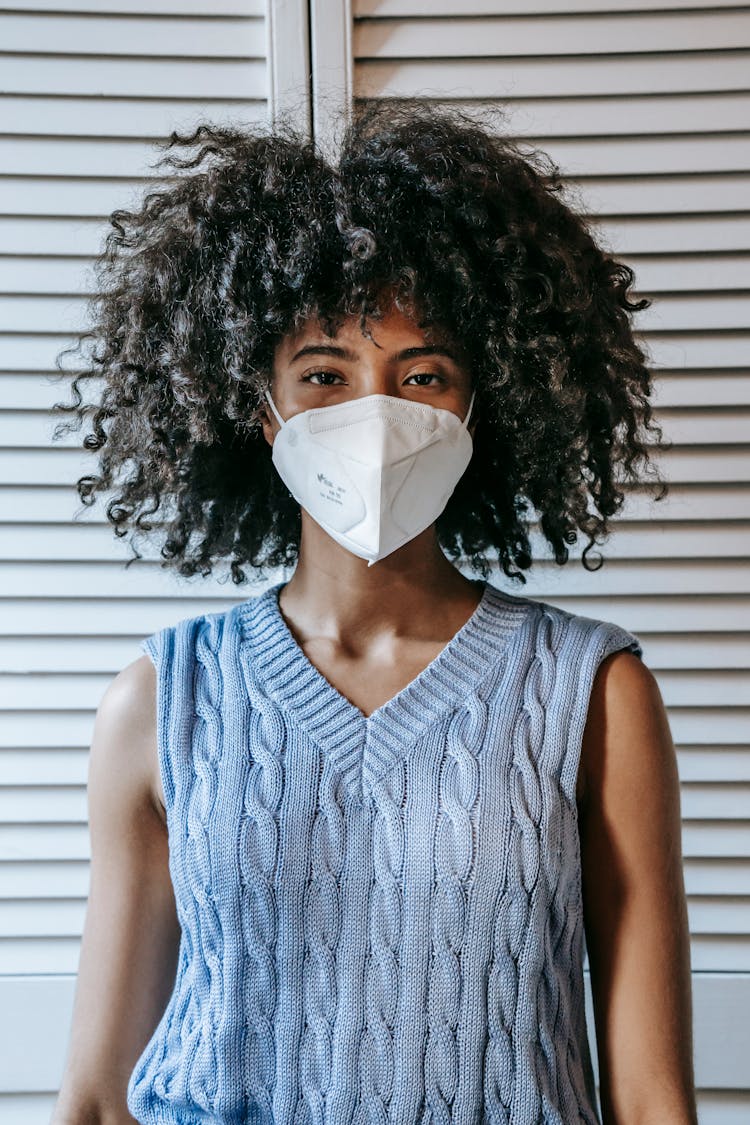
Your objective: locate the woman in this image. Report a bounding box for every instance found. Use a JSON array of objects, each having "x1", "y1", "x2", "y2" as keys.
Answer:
[{"x1": 50, "y1": 100, "x2": 698, "y2": 1125}]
